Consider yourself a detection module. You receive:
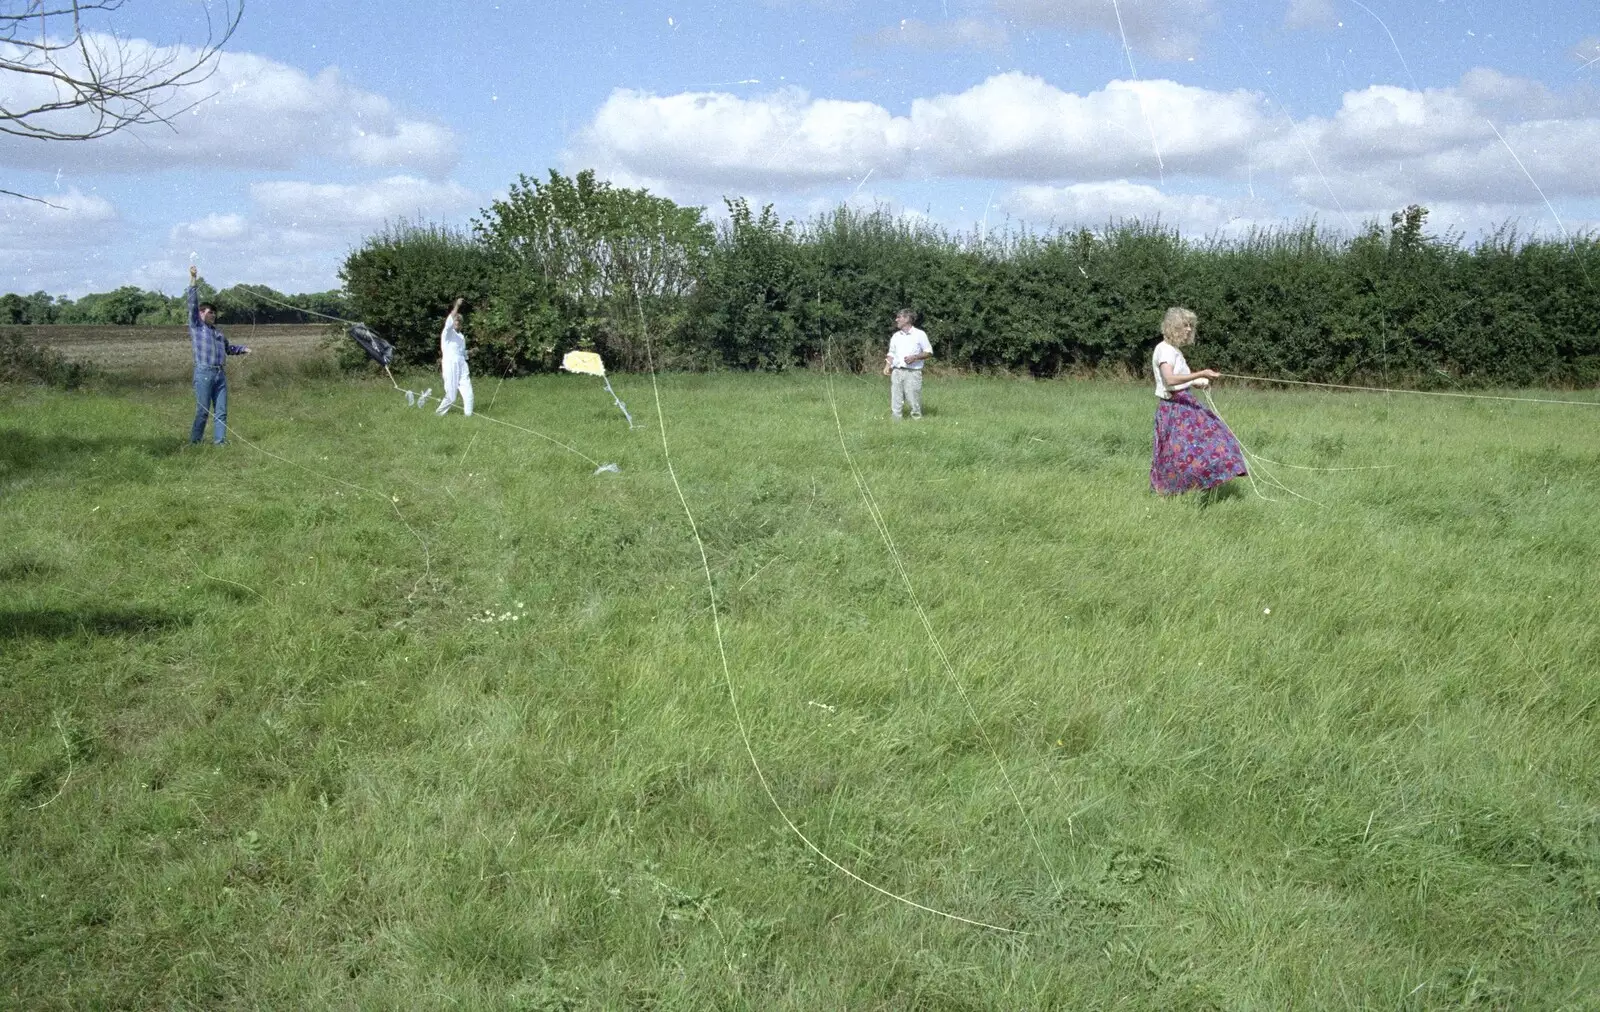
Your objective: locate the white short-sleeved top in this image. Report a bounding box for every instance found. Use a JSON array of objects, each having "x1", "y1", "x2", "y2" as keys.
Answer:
[
  {"x1": 440, "y1": 315, "x2": 467, "y2": 360},
  {"x1": 887, "y1": 327, "x2": 932, "y2": 369},
  {"x1": 1152, "y1": 340, "x2": 1191, "y2": 399}
]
